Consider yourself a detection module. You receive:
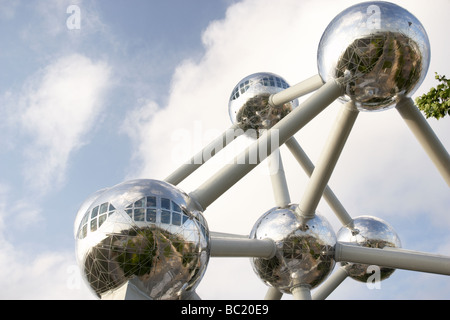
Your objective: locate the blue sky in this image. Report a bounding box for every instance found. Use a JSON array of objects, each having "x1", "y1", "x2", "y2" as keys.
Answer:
[{"x1": 0, "y1": 0, "x2": 448, "y2": 299}]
